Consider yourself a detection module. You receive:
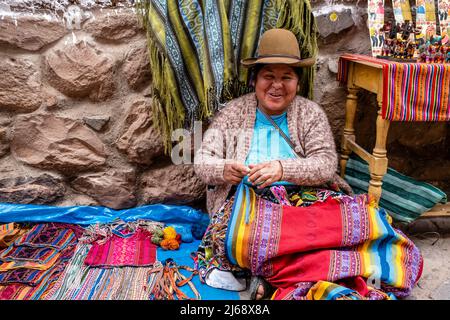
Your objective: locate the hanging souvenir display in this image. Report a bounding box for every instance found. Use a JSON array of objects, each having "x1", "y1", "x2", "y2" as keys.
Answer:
[
  {"x1": 368, "y1": 0, "x2": 386, "y2": 57},
  {"x1": 438, "y1": 0, "x2": 450, "y2": 39},
  {"x1": 375, "y1": 0, "x2": 450, "y2": 63},
  {"x1": 414, "y1": 0, "x2": 450, "y2": 63},
  {"x1": 392, "y1": 0, "x2": 412, "y2": 24},
  {"x1": 378, "y1": 0, "x2": 419, "y2": 62},
  {"x1": 416, "y1": 0, "x2": 437, "y2": 40}
]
